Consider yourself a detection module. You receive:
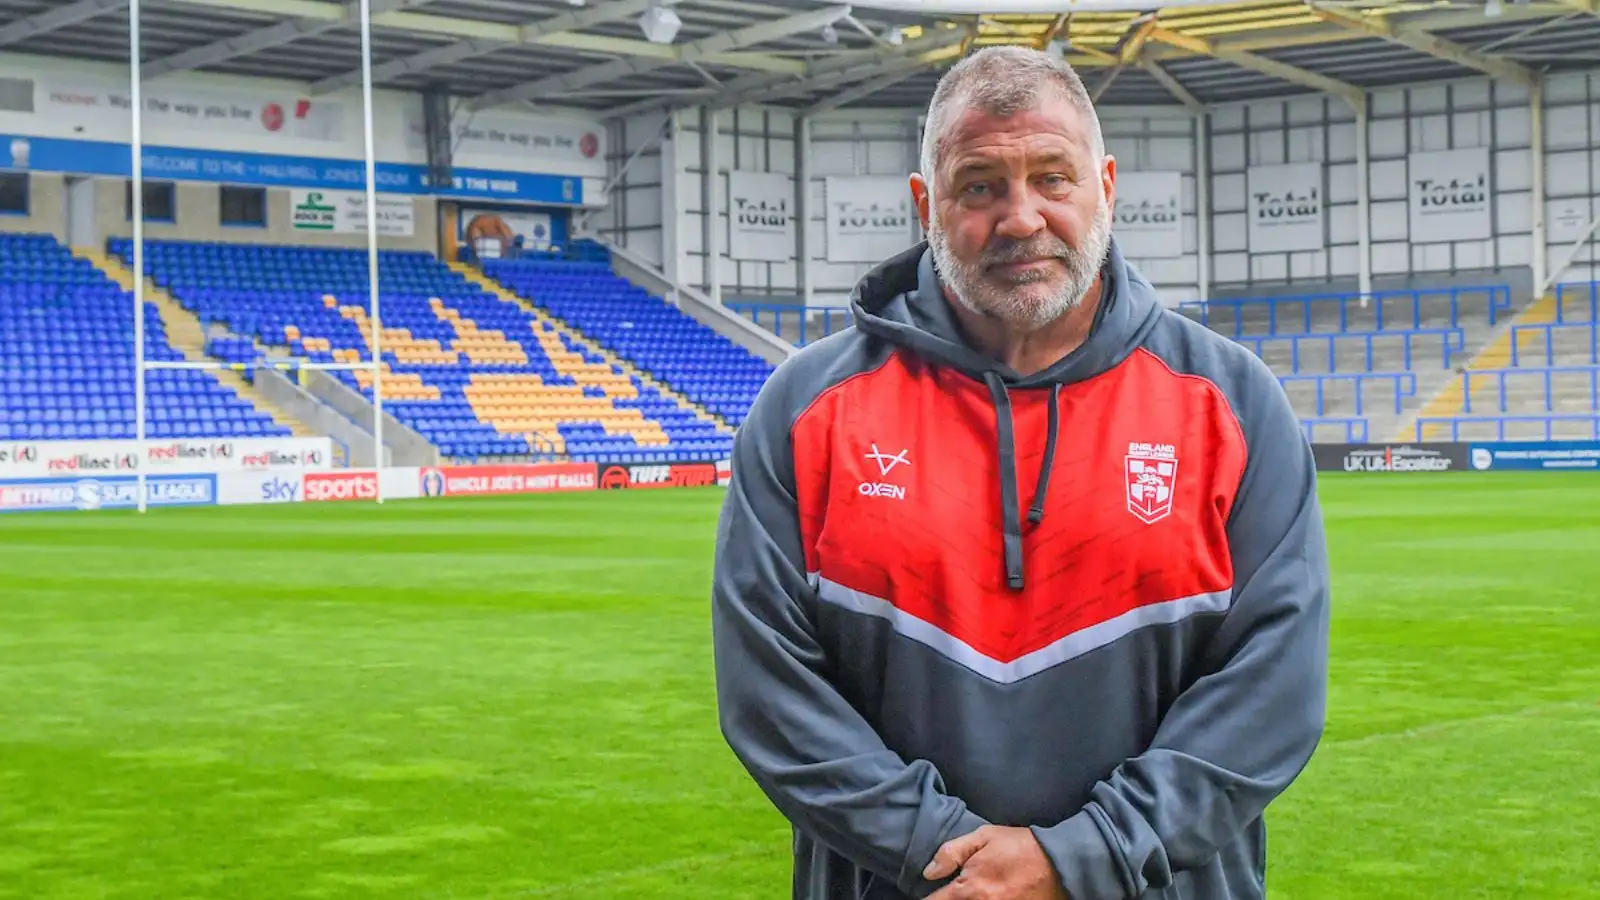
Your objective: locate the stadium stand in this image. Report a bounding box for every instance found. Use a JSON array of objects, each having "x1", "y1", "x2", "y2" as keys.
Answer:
[
  {"x1": 108, "y1": 238, "x2": 734, "y2": 463},
  {"x1": 0, "y1": 233, "x2": 293, "y2": 442},
  {"x1": 729, "y1": 278, "x2": 1598, "y2": 445},
  {"x1": 1411, "y1": 281, "x2": 1600, "y2": 441},
  {"x1": 482, "y1": 247, "x2": 775, "y2": 428}
]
